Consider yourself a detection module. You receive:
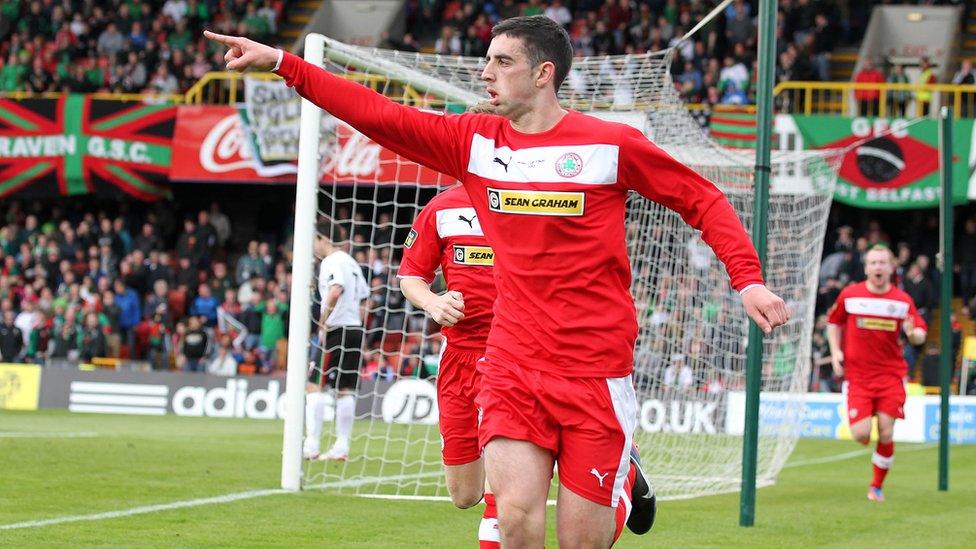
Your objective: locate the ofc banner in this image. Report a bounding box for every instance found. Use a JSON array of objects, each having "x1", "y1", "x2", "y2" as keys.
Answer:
[
  {"x1": 784, "y1": 115, "x2": 973, "y2": 209},
  {"x1": 709, "y1": 110, "x2": 976, "y2": 208}
]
